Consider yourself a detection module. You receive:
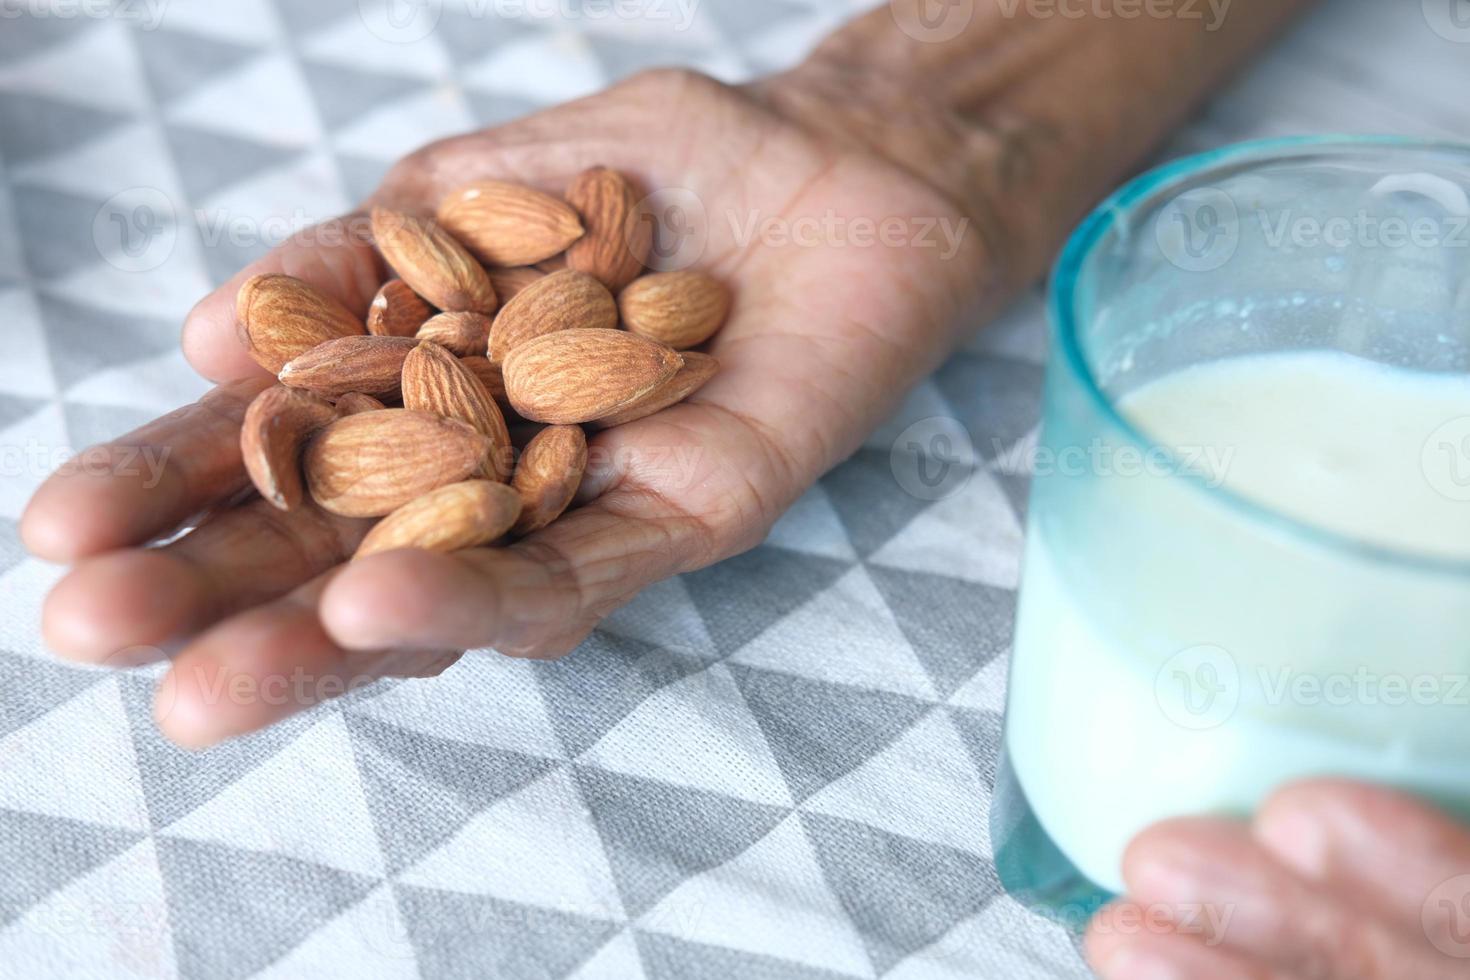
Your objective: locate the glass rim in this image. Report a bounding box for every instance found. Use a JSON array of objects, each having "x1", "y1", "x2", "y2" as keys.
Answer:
[{"x1": 1048, "y1": 134, "x2": 1470, "y2": 578}]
